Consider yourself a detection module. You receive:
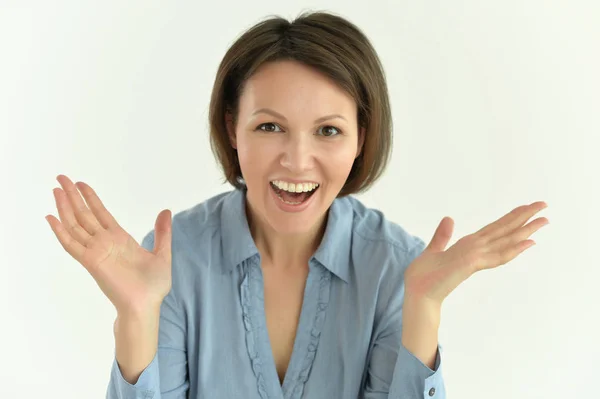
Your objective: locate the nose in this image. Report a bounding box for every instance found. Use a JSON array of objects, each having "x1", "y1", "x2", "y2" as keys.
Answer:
[{"x1": 280, "y1": 133, "x2": 315, "y2": 173}]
